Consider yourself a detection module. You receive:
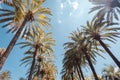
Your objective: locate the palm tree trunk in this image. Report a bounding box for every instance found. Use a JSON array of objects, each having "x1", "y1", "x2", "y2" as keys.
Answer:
[
  {"x1": 78, "y1": 65, "x2": 85, "y2": 80},
  {"x1": 0, "y1": 14, "x2": 28, "y2": 70},
  {"x1": 84, "y1": 51, "x2": 99, "y2": 80},
  {"x1": 98, "y1": 39, "x2": 120, "y2": 68},
  {"x1": 36, "y1": 62, "x2": 40, "y2": 79},
  {"x1": 76, "y1": 66, "x2": 81, "y2": 80},
  {"x1": 28, "y1": 47, "x2": 38, "y2": 80}
]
